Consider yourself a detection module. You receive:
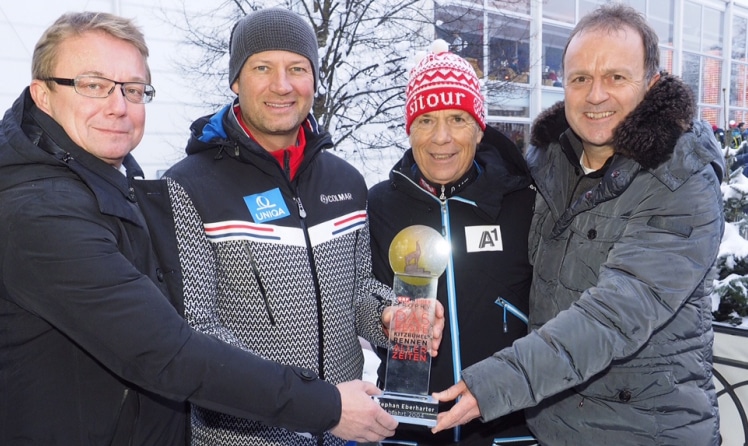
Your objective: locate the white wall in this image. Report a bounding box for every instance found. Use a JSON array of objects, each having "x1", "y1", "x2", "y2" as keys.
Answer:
[{"x1": 0, "y1": 0, "x2": 213, "y2": 178}]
